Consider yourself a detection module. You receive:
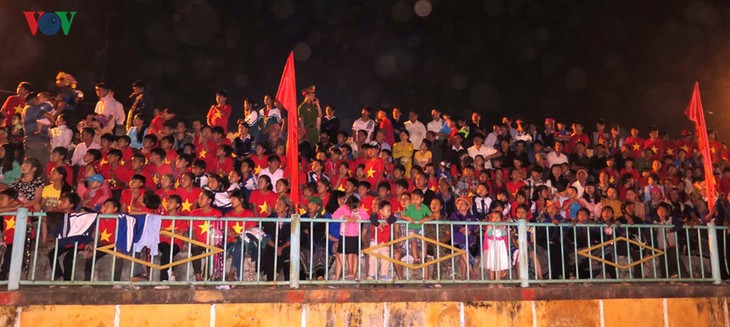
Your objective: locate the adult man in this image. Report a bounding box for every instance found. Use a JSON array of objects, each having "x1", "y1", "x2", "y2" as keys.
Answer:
[
  {"x1": 376, "y1": 108, "x2": 395, "y2": 146},
  {"x1": 320, "y1": 104, "x2": 340, "y2": 142},
  {"x1": 391, "y1": 107, "x2": 405, "y2": 132},
  {"x1": 1, "y1": 82, "x2": 31, "y2": 128},
  {"x1": 126, "y1": 80, "x2": 153, "y2": 131},
  {"x1": 94, "y1": 83, "x2": 125, "y2": 134},
  {"x1": 259, "y1": 155, "x2": 284, "y2": 192},
  {"x1": 71, "y1": 128, "x2": 101, "y2": 167},
  {"x1": 546, "y1": 141, "x2": 569, "y2": 168},
  {"x1": 468, "y1": 134, "x2": 500, "y2": 169},
  {"x1": 21, "y1": 93, "x2": 51, "y2": 167},
  {"x1": 404, "y1": 111, "x2": 426, "y2": 149},
  {"x1": 298, "y1": 85, "x2": 322, "y2": 145},
  {"x1": 352, "y1": 107, "x2": 375, "y2": 143}
]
